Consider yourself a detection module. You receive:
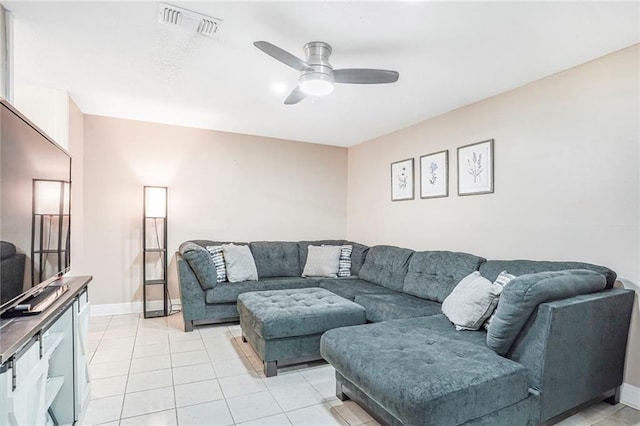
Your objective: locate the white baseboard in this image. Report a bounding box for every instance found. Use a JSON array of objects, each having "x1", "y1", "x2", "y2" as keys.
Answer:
[
  {"x1": 621, "y1": 382, "x2": 640, "y2": 410},
  {"x1": 90, "y1": 299, "x2": 181, "y2": 317}
]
